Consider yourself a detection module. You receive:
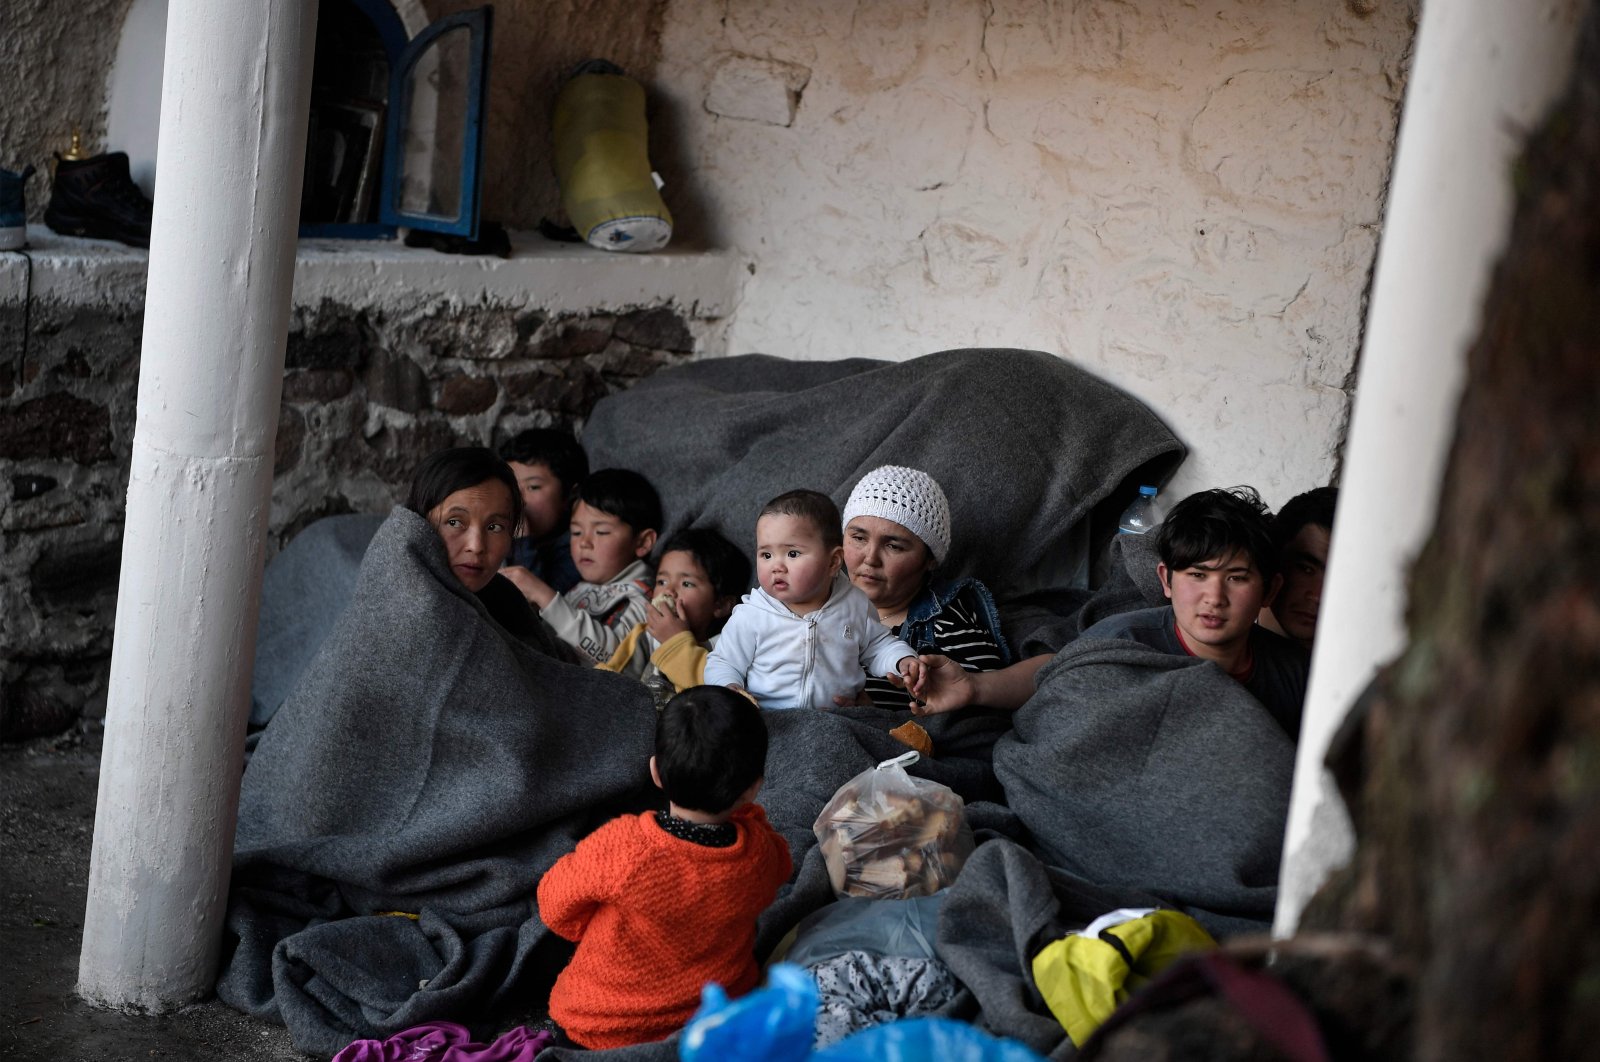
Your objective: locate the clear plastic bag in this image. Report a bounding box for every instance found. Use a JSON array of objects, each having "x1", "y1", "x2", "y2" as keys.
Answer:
[{"x1": 812, "y1": 751, "x2": 974, "y2": 900}]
